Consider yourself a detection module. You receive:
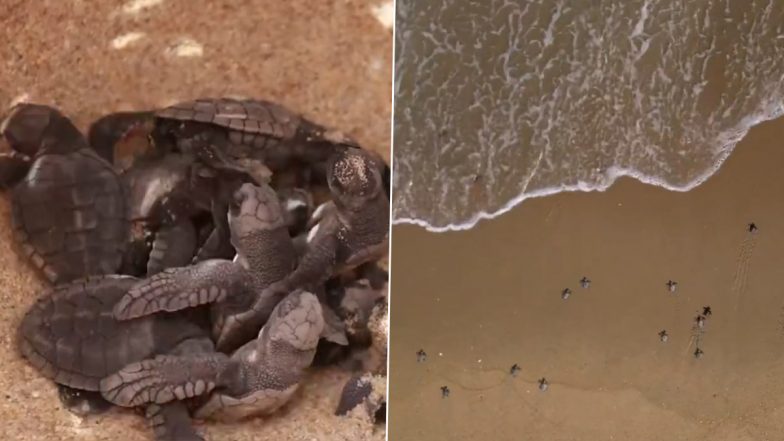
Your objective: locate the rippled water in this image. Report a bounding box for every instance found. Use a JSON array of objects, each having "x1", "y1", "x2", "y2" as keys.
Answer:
[{"x1": 392, "y1": 0, "x2": 784, "y2": 231}]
